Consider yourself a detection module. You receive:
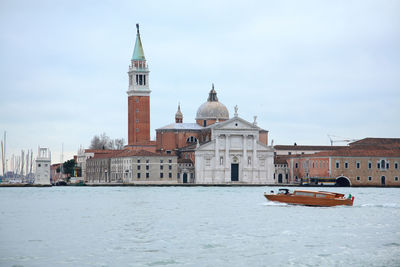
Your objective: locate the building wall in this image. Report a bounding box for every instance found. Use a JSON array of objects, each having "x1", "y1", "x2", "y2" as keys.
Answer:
[
  {"x1": 86, "y1": 158, "x2": 111, "y2": 183},
  {"x1": 110, "y1": 155, "x2": 178, "y2": 184},
  {"x1": 330, "y1": 156, "x2": 400, "y2": 186},
  {"x1": 35, "y1": 159, "x2": 51, "y2": 185},
  {"x1": 259, "y1": 131, "x2": 268, "y2": 146},
  {"x1": 288, "y1": 155, "x2": 400, "y2": 186},
  {"x1": 128, "y1": 95, "x2": 150, "y2": 145},
  {"x1": 291, "y1": 157, "x2": 330, "y2": 179},
  {"x1": 156, "y1": 131, "x2": 200, "y2": 154},
  {"x1": 274, "y1": 164, "x2": 289, "y2": 184},
  {"x1": 178, "y1": 160, "x2": 195, "y2": 184}
]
